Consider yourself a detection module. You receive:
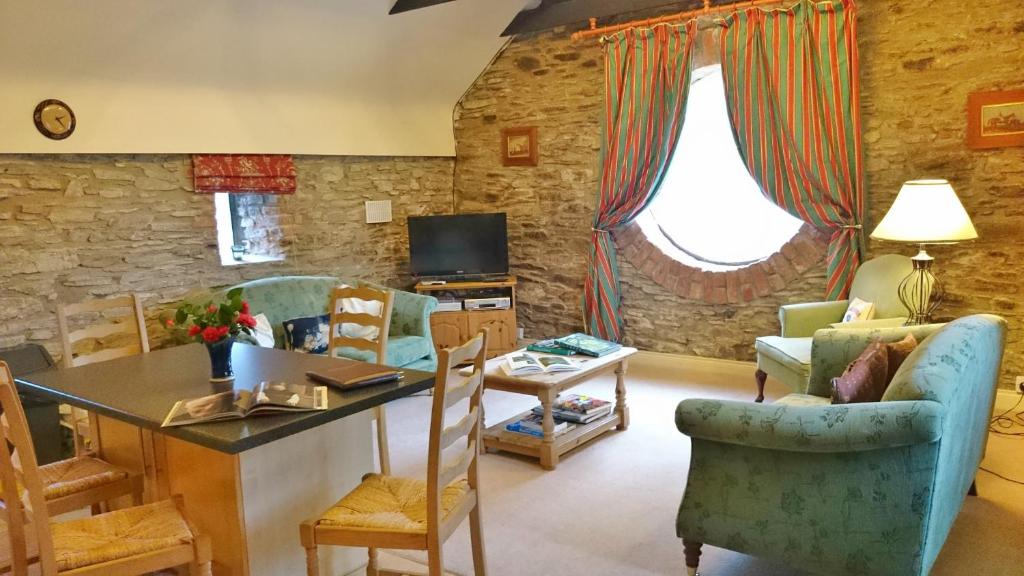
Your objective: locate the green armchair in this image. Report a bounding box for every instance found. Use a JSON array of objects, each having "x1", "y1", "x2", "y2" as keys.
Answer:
[
  {"x1": 754, "y1": 253, "x2": 913, "y2": 401},
  {"x1": 676, "y1": 314, "x2": 1007, "y2": 576}
]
